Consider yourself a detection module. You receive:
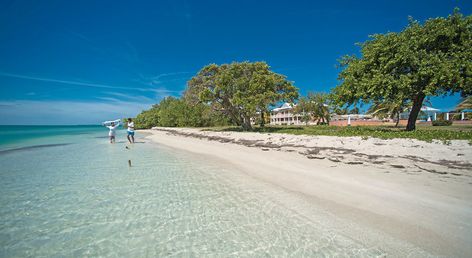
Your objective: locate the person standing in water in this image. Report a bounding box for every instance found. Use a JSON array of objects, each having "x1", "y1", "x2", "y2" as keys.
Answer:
[
  {"x1": 127, "y1": 118, "x2": 135, "y2": 144},
  {"x1": 106, "y1": 121, "x2": 120, "y2": 144}
]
